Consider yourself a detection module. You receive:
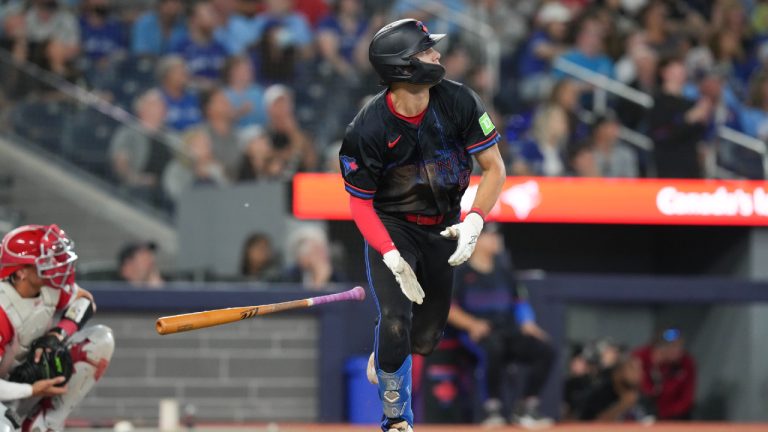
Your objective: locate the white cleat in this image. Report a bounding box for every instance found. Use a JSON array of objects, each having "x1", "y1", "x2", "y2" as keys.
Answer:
[
  {"x1": 386, "y1": 420, "x2": 413, "y2": 432},
  {"x1": 367, "y1": 351, "x2": 379, "y2": 385}
]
